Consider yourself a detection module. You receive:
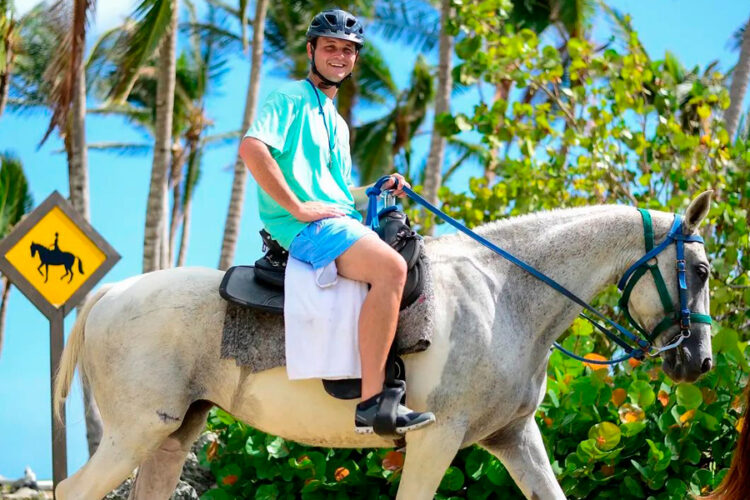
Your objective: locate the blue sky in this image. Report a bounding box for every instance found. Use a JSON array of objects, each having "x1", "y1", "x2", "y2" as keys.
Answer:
[{"x1": 0, "y1": 0, "x2": 748, "y2": 481}]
